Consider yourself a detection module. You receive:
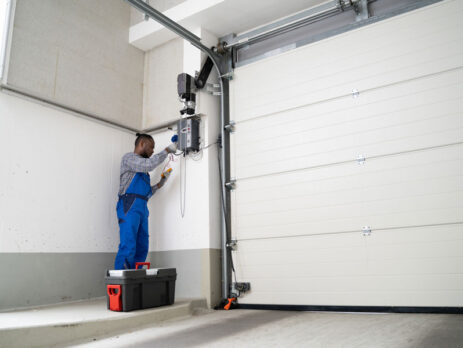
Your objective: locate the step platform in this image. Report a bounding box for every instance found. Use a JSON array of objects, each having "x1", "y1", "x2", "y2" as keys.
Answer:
[{"x1": 0, "y1": 298, "x2": 207, "y2": 348}]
